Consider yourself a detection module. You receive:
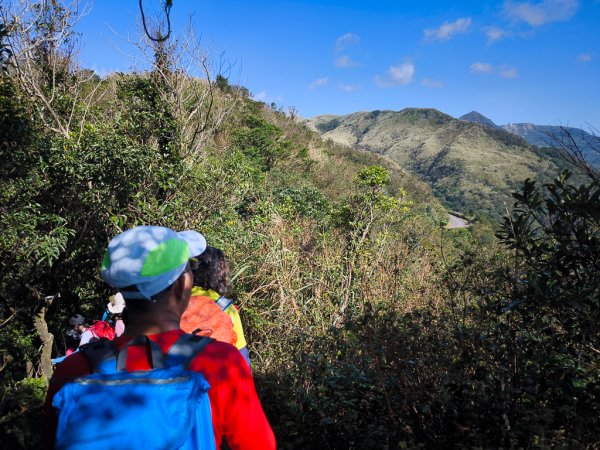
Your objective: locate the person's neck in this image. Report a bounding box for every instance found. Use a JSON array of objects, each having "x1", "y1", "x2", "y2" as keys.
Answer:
[{"x1": 124, "y1": 312, "x2": 181, "y2": 337}]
